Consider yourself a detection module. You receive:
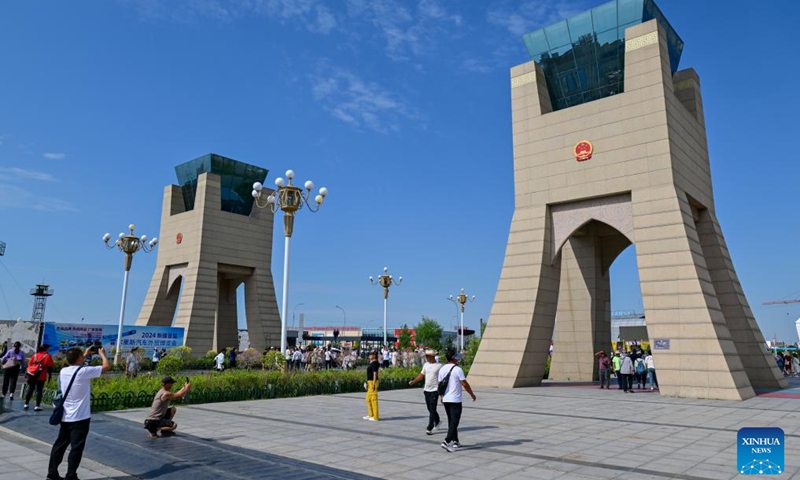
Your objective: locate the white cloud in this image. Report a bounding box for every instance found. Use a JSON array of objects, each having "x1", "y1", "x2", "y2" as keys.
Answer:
[
  {"x1": 487, "y1": 1, "x2": 586, "y2": 37},
  {"x1": 0, "y1": 183, "x2": 77, "y2": 212},
  {"x1": 0, "y1": 167, "x2": 54, "y2": 182},
  {"x1": 43, "y1": 152, "x2": 66, "y2": 160},
  {"x1": 310, "y1": 63, "x2": 420, "y2": 133}
]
